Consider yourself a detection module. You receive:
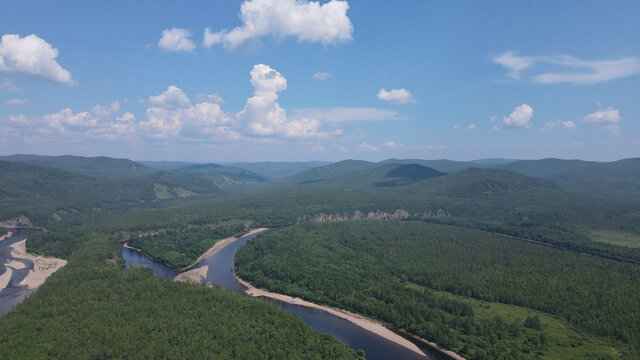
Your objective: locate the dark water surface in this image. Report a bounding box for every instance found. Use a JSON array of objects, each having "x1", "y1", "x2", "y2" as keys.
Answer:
[
  {"x1": 123, "y1": 231, "x2": 444, "y2": 360},
  {"x1": 0, "y1": 228, "x2": 42, "y2": 316}
]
